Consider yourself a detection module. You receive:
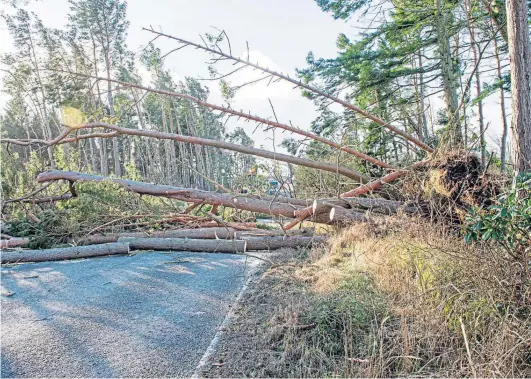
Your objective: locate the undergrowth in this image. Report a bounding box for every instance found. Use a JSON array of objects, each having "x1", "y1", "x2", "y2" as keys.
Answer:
[{"x1": 271, "y1": 216, "x2": 530, "y2": 377}]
